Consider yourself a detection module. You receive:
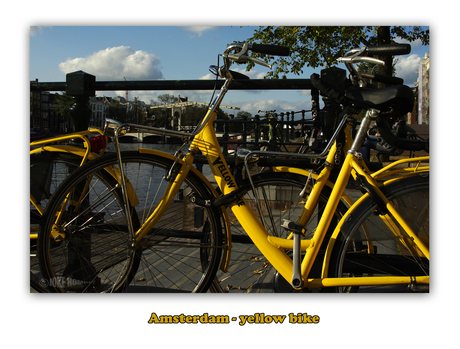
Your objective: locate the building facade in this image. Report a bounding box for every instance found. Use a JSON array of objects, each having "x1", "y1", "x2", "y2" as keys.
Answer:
[
  {"x1": 417, "y1": 53, "x2": 430, "y2": 125},
  {"x1": 89, "y1": 96, "x2": 111, "y2": 129}
]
